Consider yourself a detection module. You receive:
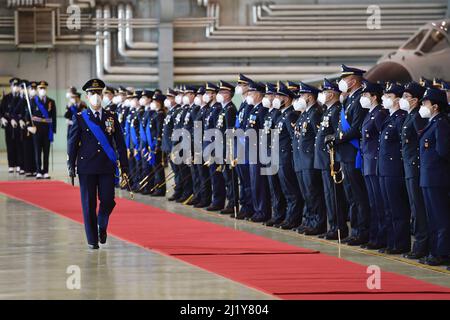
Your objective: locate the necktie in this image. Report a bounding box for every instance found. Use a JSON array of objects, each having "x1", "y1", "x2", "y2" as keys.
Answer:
[{"x1": 95, "y1": 111, "x2": 100, "y2": 121}]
